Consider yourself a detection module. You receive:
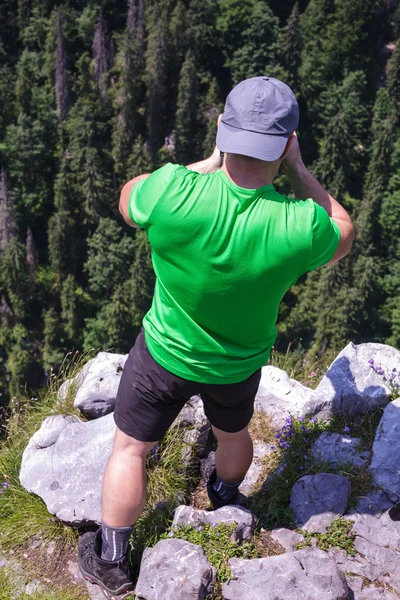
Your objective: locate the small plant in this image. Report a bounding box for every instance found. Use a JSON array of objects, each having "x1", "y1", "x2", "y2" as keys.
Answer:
[
  {"x1": 161, "y1": 522, "x2": 257, "y2": 596},
  {"x1": 368, "y1": 358, "x2": 400, "y2": 401},
  {"x1": 297, "y1": 518, "x2": 356, "y2": 556}
]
